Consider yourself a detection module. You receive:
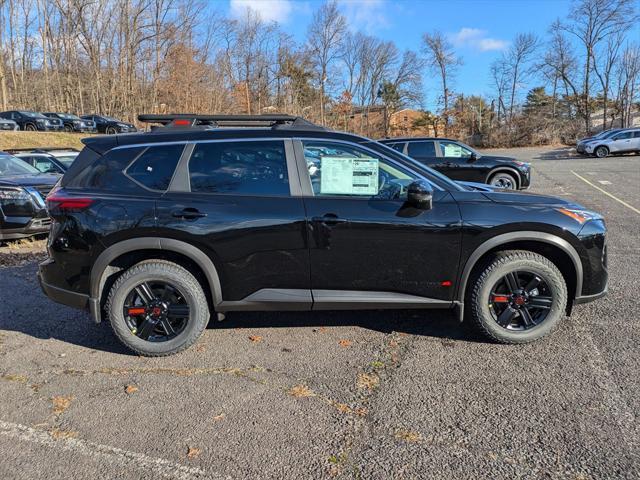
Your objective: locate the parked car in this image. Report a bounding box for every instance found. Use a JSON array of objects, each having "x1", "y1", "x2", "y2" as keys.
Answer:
[
  {"x1": 379, "y1": 137, "x2": 531, "y2": 190},
  {"x1": 38, "y1": 114, "x2": 607, "y2": 356},
  {"x1": 0, "y1": 117, "x2": 19, "y2": 131},
  {"x1": 0, "y1": 151, "x2": 59, "y2": 240},
  {"x1": 6, "y1": 147, "x2": 79, "y2": 170},
  {"x1": 0, "y1": 111, "x2": 64, "y2": 131},
  {"x1": 575, "y1": 128, "x2": 624, "y2": 154},
  {"x1": 43, "y1": 113, "x2": 97, "y2": 133},
  {"x1": 583, "y1": 128, "x2": 640, "y2": 158},
  {"x1": 80, "y1": 114, "x2": 137, "y2": 134},
  {"x1": 12, "y1": 153, "x2": 67, "y2": 174}
]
